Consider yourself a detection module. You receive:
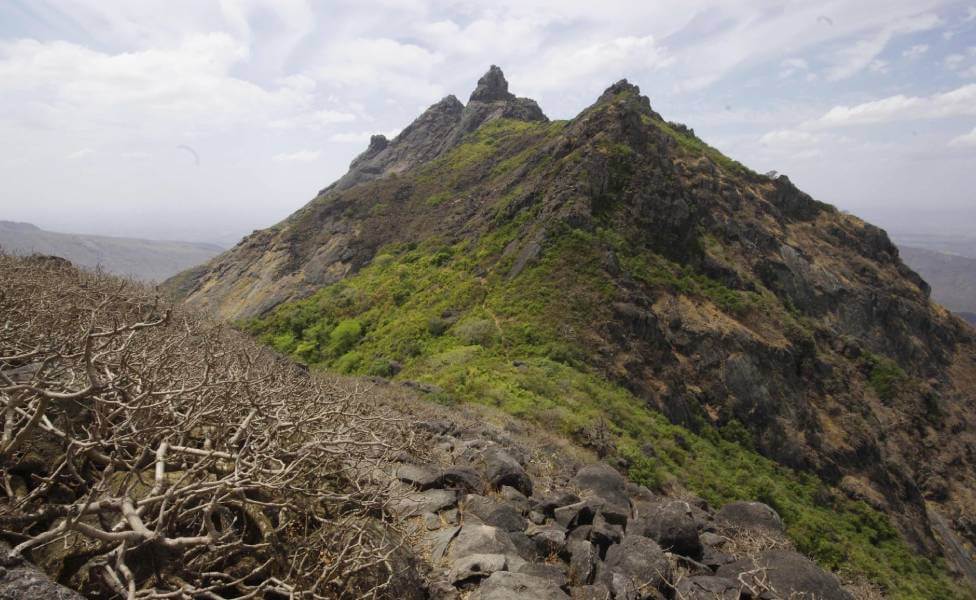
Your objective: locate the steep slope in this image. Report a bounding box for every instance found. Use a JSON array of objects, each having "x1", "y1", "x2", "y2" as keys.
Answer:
[
  {"x1": 2, "y1": 252, "x2": 880, "y2": 600},
  {"x1": 0, "y1": 220, "x2": 222, "y2": 281},
  {"x1": 167, "y1": 68, "x2": 976, "y2": 597},
  {"x1": 898, "y1": 245, "x2": 976, "y2": 317}
]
